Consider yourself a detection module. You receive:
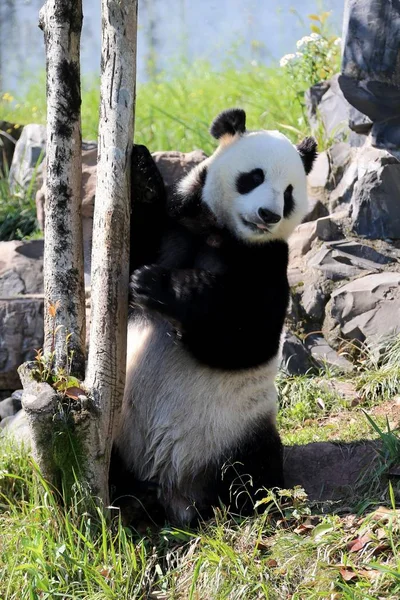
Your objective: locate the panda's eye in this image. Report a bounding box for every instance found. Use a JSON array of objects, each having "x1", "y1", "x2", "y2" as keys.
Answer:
[
  {"x1": 283, "y1": 184, "x2": 294, "y2": 217},
  {"x1": 236, "y1": 168, "x2": 265, "y2": 194}
]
